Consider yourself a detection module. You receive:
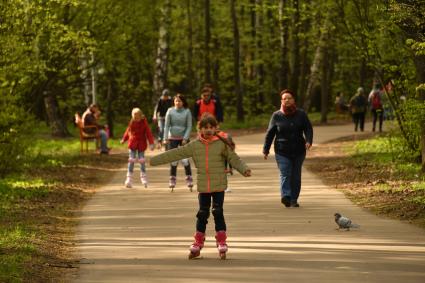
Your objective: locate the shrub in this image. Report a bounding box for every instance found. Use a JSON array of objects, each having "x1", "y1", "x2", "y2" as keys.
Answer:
[{"x1": 0, "y1": 93, "x2": 33, "y2": 177}]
